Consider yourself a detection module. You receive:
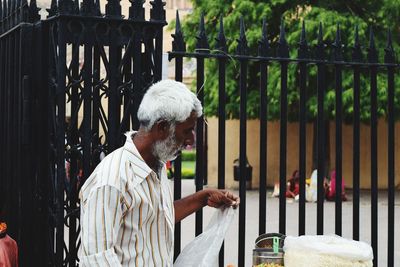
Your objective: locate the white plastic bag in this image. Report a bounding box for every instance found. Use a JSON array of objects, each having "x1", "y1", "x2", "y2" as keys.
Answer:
[
  {"x1": 174, "y1": 207, "x2": 236, "y2": 267},
  {"x1": 306, "y1": 169, "x2": 318, "y2": 202},
  {"x1": 283, "y1": 235, "x2": 373, "y2": 267}
]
